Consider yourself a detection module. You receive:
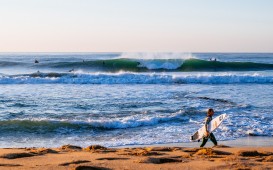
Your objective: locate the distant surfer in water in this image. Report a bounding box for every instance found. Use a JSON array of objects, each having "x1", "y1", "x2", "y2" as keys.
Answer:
[
  {"x1": 69, "y1": 68, "x2": 75, "y2": 72},
  {"x1": 34, "y1": 59, "x2": 39, "y2": 63},
  {"x1": 200, "y1": 108, "x2": 218, "y2": 147},
  {"x1": 209, "y1": 58, "x2": 217, "y2": 62}
]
